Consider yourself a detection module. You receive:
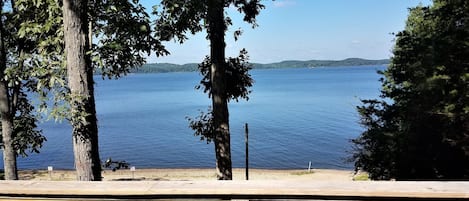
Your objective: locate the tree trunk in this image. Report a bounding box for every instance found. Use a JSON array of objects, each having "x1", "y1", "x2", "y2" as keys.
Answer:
[
  {"x1": 62, "y1": 0, "x2": 102, "y2": 181},
  {"x1": 0, "y1": 117, "x2": 17, "y2": 180},
  {"x1": 208, "y1": 0, "x2": 232, "y2": 180},
  {"x1": 0, "y1": 2, "x2": 18, "y2": 180},
  {"x1": 0, "y1": 100, "x2": 17, "y2": 180}
]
